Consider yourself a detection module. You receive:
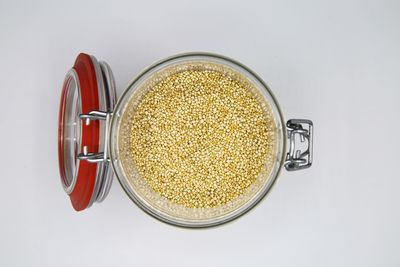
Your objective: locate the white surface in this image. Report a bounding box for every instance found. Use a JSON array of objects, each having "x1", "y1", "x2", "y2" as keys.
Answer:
[{"x1": 1, "y1": 0, "x2": 399, "y2": 266}]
